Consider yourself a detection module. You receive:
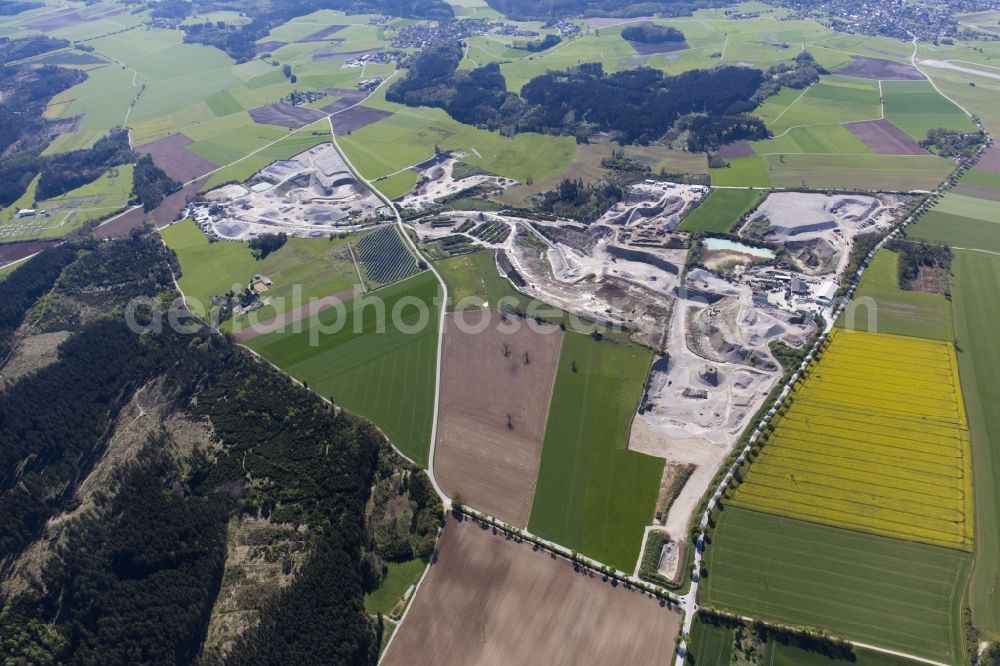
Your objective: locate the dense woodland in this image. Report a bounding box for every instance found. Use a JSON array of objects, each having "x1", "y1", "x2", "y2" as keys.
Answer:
[
  {"x1": 37, "y1": 128, "x2": 133, "y2": 200},
  {"x1": 920, "y1": 127, "x2": 987, "y2": 158},
  {"x1": 388, "y1": 43, "x2": 768, "y2": 147},
  {"x1": 0, "y1": 37, "x2": 86, "y2": 206},
  {"x1": 620, "y1": 23, "x2": 686, "y2": 43},
  {"x1": 132, "y1": 154, "x2": 182, "y2": 211},
  {"x1": 483, "y1": 0, "x2": 725, "y2": 20},
  {"x1": 0, "y1": 234, "x2": 440, "y2": 664}
]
